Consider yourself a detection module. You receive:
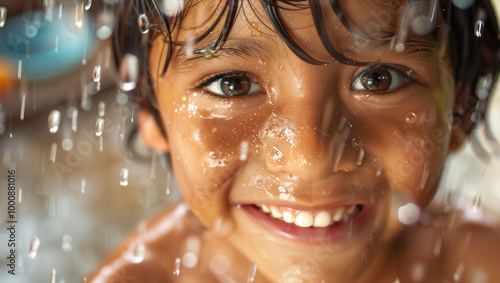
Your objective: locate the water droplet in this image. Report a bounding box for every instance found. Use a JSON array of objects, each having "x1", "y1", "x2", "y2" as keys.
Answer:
[
  {"x1": 85, "y1": 0, "x2": 92, "y2": 10},
  {"x1": 95, "y1": 11, "x2": 114, "y2": 39},
  {"x1": 452, "y1": 0, "x2": 475, "y2": 9},
  {"x1": 475, "y1": 20, "x2": 484, "y2": 37},
  {"x1": 120, "y1": 168, "x2": 129, "y2": 186},
  {"x1": 20, "y1": 94, "x2": 26, "y2": 121},
  {"x1": 116, "y1": 92, "x2": 129, "y2": 105},
  {"x1": 49, "y1": 143, "x2": 57, "y2": 164},
  {"x1": 278, "y1": 64, "x2": 284, "y2": 70},
  {"x1": 356, "y1": 148, "x2": 365, "y2": 166},
  {"x1": 73, "y1": 2, "x2": 84, "y2": 30},
  {"x1": 350, "y1": 137, "x2": 363, "y2": 151},
  {"x1": 98, "y1": 101, "x2": 106, "y2": 117},
  {"x1": 17, "y1": 60, "x2": 22, "y2": 80},
  {"x1": 93, "y1": 65, "x2": 101, "y2": 83},
  {"x1": 471, "y1": 268, "x2": 488, "y2": 283},
  {"x1": 247, "y1": 264, "x2": 257, "y2": 283},
  {"x1": 71, "y1": 109, "x2": 78, "y2": 132},
  {"x1": 62, "y1": 139, "x2": 73, "y2": 151},
  {"x1": 398, "y1": 203, "x2": 420, "y2": 225},
  {"x1": 29, "y1": 236, "x2": 40, "y2": 259},
  {"x1": 268, "y1": 146, "x2": 286, "y2": 166},
  {"x1": 405, "y1": 112, "x2": 418, "y2": 124},
  {"x1": 48, "y1": 110, "x2": 61, "y2": 133},
  {"x1": 120, "y1": 54, "x2": 139, "y2": 92},
  {"x1": 240, "y1": 141, "x2": 249, "y2": 161},
  {"x1": 95, "y1": 118, "x2": 104, "y2": 136},
  {"x1": 51, "y1": 268, "x2": 56, "y2": 283},
  {"x1": 81, "y1": 178, "x2": 86, "y2": 193},
  {"x1": 174, "y1": 257, "x2": 181, "y2": 276},
  {"x1": 138, "y1": 14, "x2": 150, "y2": 34},
  {"x1": 411, "y1": 15, "x2": 432, "y2": 36},
  {"x1": 0, "y1": 7, "x2": 6, "y2": 28},
  {"x1": 128, "y1": 243, "x2": 145, "y2": 263},
  {"x1": 472, "y1": 193, "x2": 481, "y2": 213},
  {"x1": 61, "y1": 234, "x2": 73, "y2": 252},
  {"x1": 54, "y1": 35, "x2": 58, "y2": 53},
  {"x1": 453, "y1": 262, "x2": 464, "y2": 282},
  {"x1": 58, "y1": 3, "x2": 63, "y2": 19}
]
